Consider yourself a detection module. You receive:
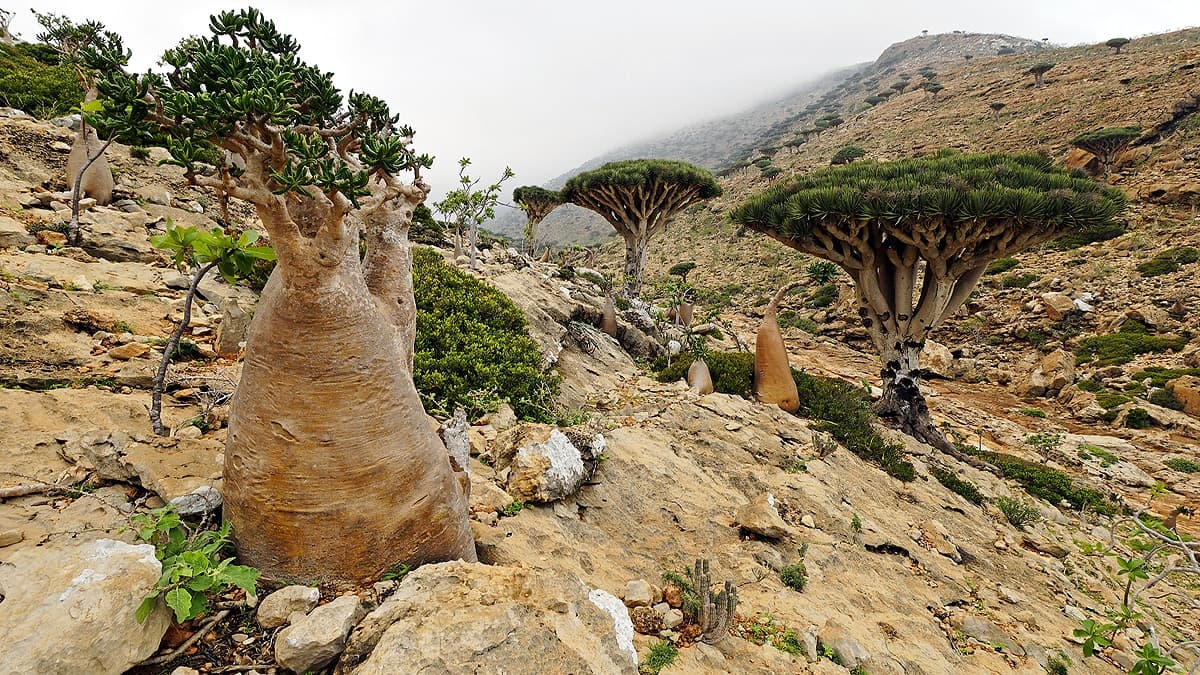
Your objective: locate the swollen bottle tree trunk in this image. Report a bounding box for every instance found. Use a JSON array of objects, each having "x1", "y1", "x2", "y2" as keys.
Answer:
[
  {"x1": 561, "y1": 159, "x2": 721, "y2": 299},
  {"x1": 93, "y1": 8, "x2": 476, "y2": 583},
  {"x1": 755, "y1": 281, "x2": 802, "y2": 412}
]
